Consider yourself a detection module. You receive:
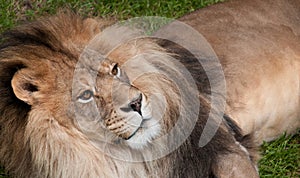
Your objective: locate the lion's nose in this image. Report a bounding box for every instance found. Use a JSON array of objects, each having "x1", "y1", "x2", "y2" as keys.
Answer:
[{"x1": 129, "y1": 94, "x2": 142, "y2": 115}]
